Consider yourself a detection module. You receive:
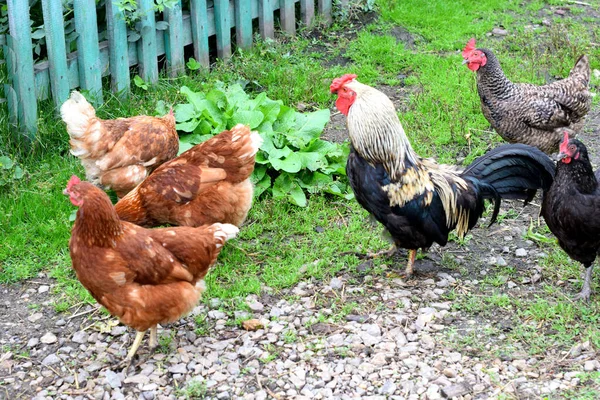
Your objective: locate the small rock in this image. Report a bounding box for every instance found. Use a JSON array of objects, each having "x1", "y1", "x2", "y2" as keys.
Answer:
[
  {"x1": 495, "y1": 256, "x2": 508, "y2": 267},
  {"x1": 111, "y1": 326, "x2": 127, "y2": 336},
  {"x1": 491, "y1": 27, "x2": 508, "y2": 36},
  {"x1": 168, "y1": 363, "x2": 188, "y2": 374},
  {"x1": 555, "y1": 9, "x2": 566, "y2": 16},
  {"x1": 40, "y1": 332, "x2": 57, "y2": 344},
  {"x1": 314, "y1": 226, "x2": 325, "y2": 233},
  {"x1": 27, "y1": 338, "x2": 39, "y2": 348},
  {"x1": 584, "y1": 360, "x2": 598, "y2": 372},
  {"x1": 515, "y1": 248, "x2": 528, "y2": 257},
  {"x1": 72, "y1": 331, "x2": 89, "y2": 344},
  {"x1": 28, "y1": 313, "x2": 43, "y2": 323},
  {"x1": 247, "y1": 301, "x2": 264, "y2": 312},
  {"x1": 55, "y1": 319, "x2": 66, "y2": 326},
  {"x1": 42, "y1": 354, "x2": 60, "y2": 366},
  {"x1": 443, "y1": 368, "x2": 457, "y2": 378},
  {"x1": 380, "y1": 380, "x2": 396, "y2": 395},
  {"x1": 330, "y1": 277, "x2": 343, "y2": 290},
  {"x1": 208, "y1": 310, "x2": 226, "y2": 320},
  {"x1": 104, "y1": 370, "x2": 122, "y2": 389}
]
